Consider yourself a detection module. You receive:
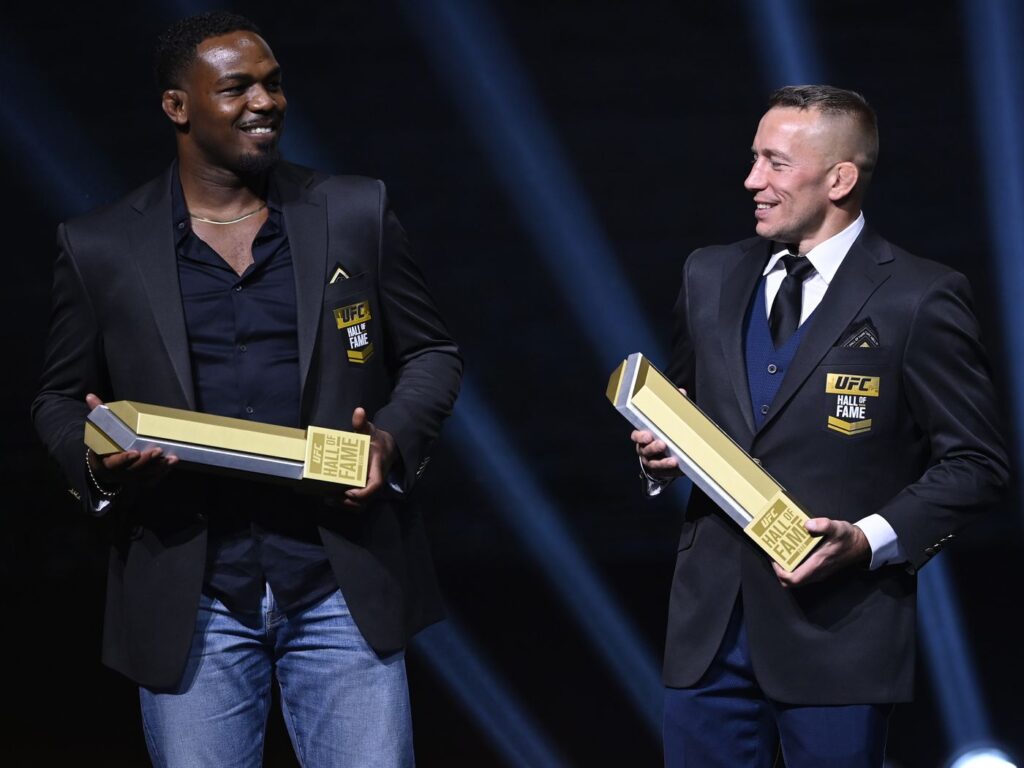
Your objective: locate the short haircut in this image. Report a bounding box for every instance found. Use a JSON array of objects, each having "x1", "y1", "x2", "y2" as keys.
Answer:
[
  {"x1": 768, "y1": 84, "x2": 879, "y2": 179},
  {"x1": 154, "y1": 11, "x2": 262, "y2": 92}
]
